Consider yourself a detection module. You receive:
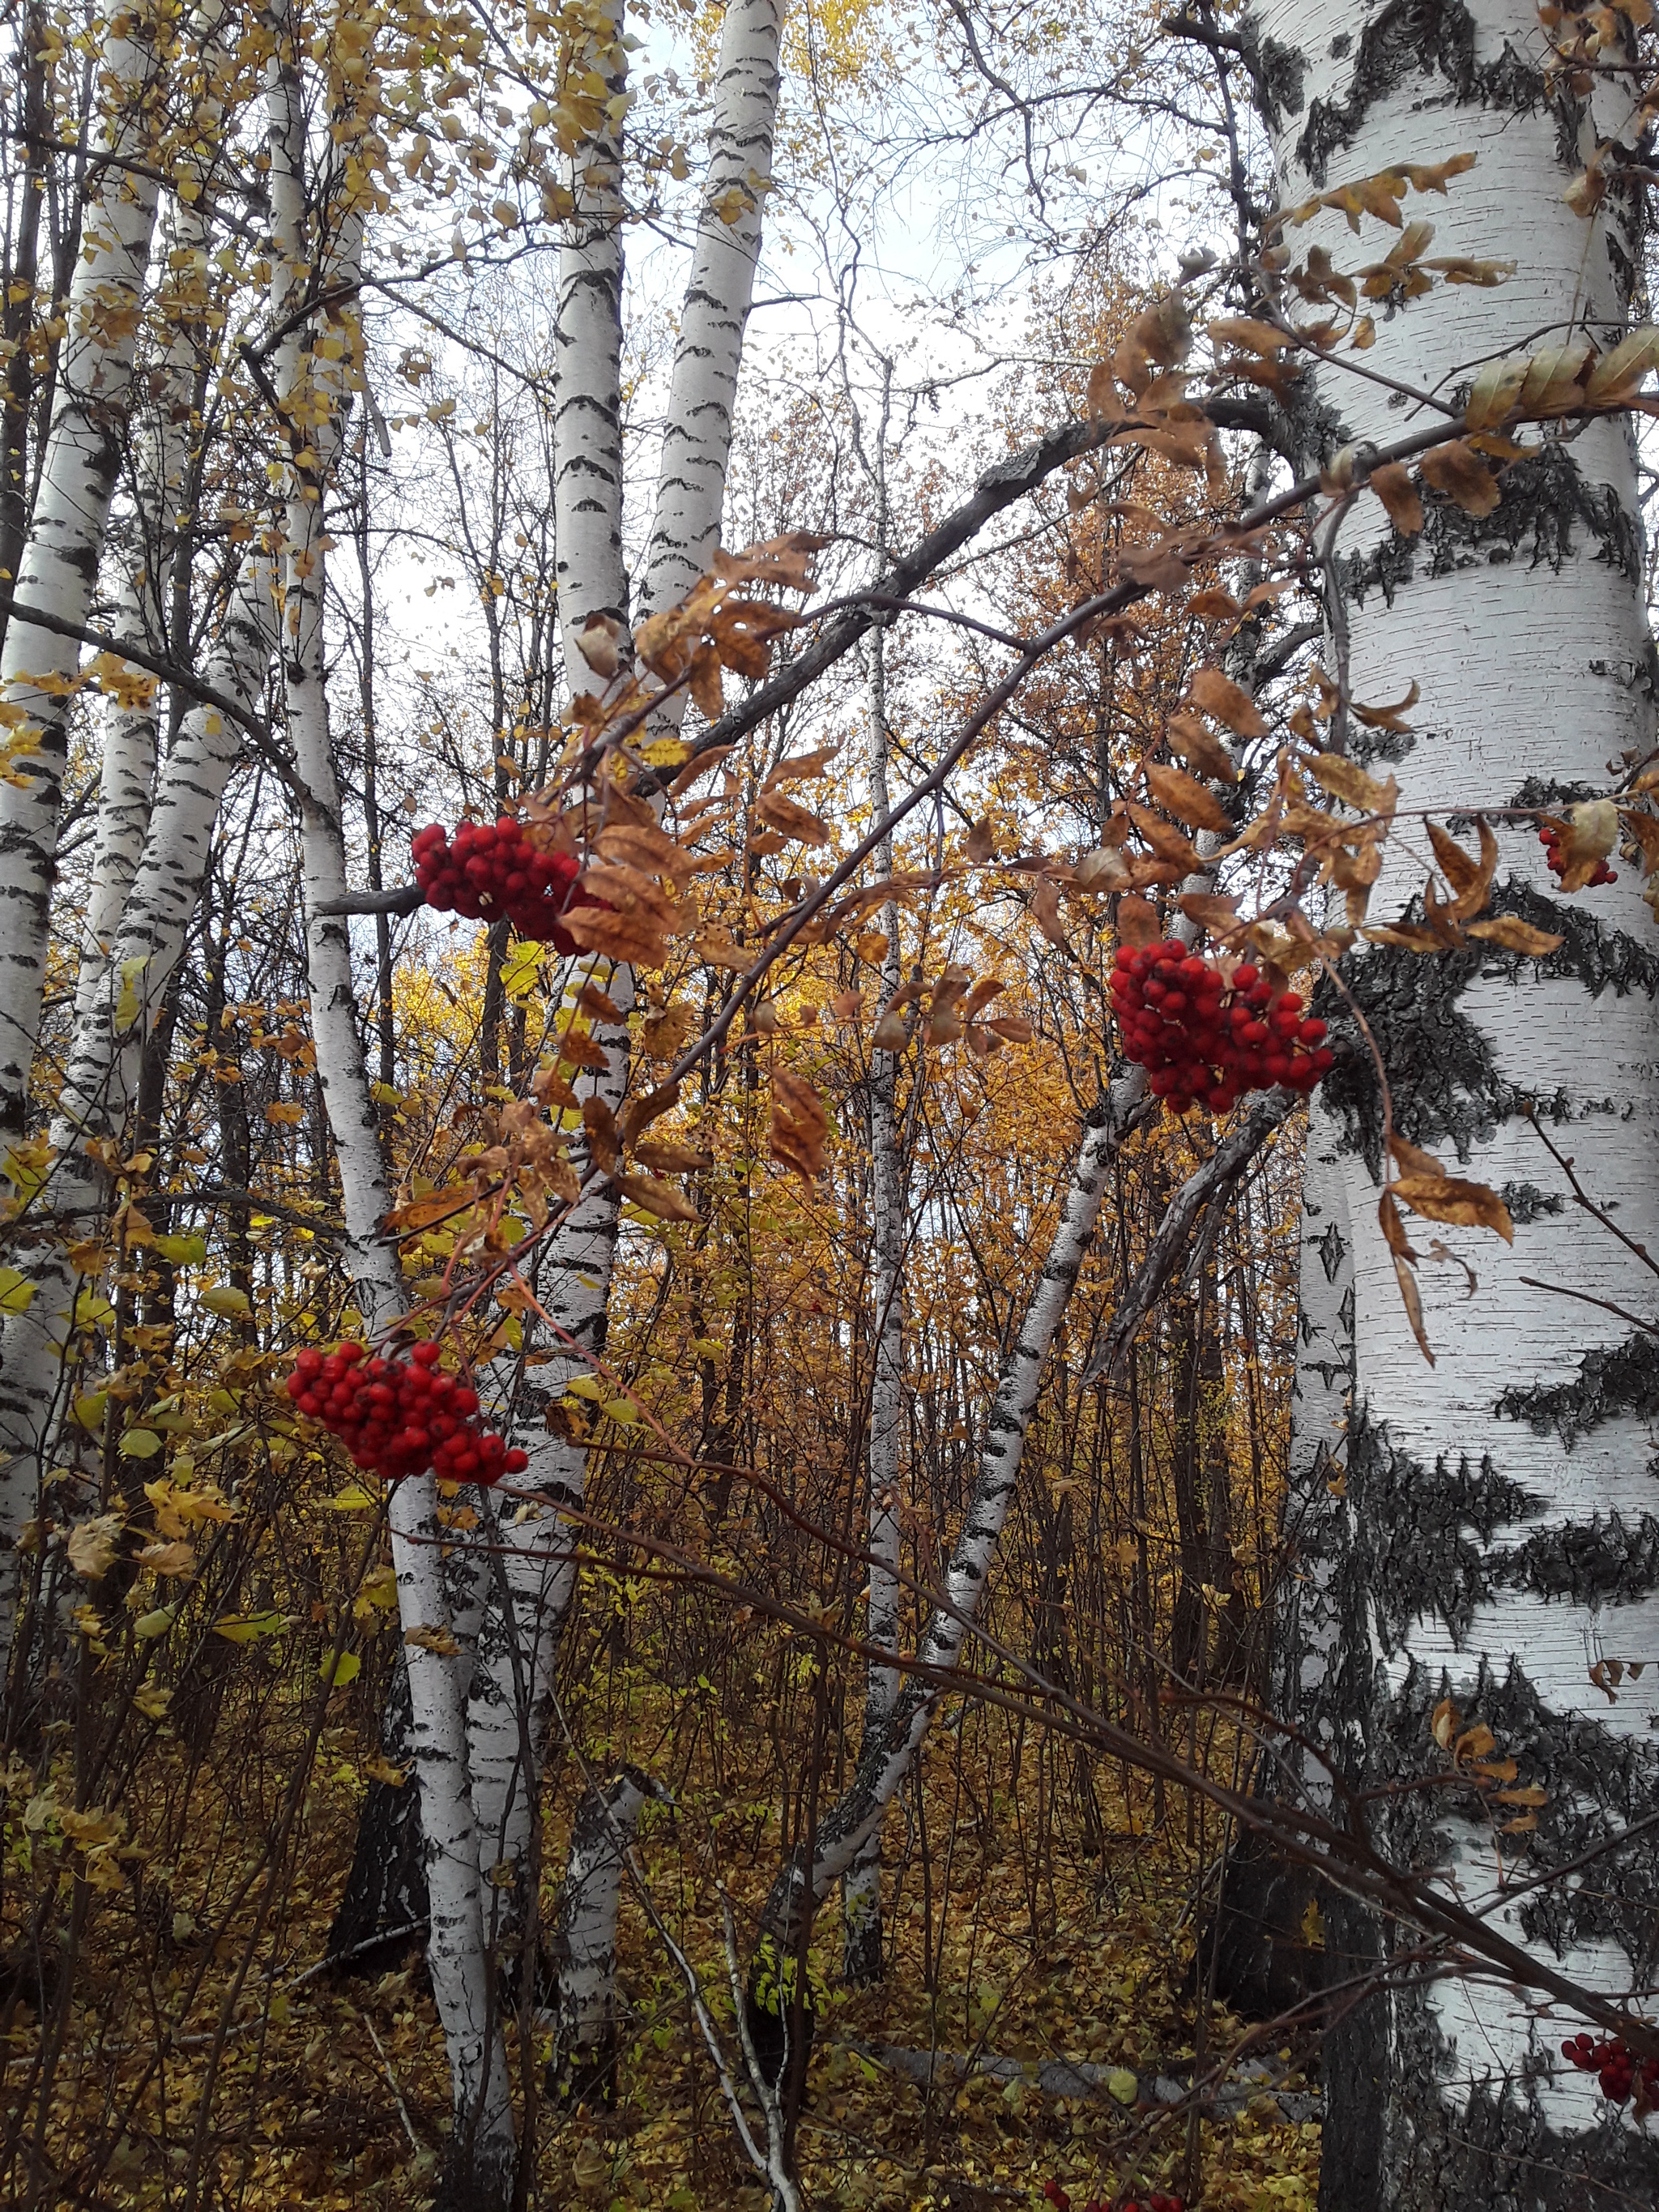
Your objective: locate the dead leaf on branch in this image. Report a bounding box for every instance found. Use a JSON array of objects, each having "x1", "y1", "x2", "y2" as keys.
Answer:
[
  {"x1": 1164, "y1": 710, "x2": 1239, "y2": 785},
  {"x1": 1030, "y1": 878, "x2": 1071, "y2": 949},
  {"x1": 1392, "y1": 1173, "x2": 1514, "y2": 1243},
  {"x1": 616, "y1": 1172, "x2": 698, "y2": 1222},
  {"x1": 67, "y1": 1514, "x2": 123, "y2": 1580},
  {"x1": 1420, "y1": 440, "x2": 1500, "y2": 517},
  {"x1": 1187, "y1": 667, "x2": 1269, "y2": 741},
  {"x1": 1393, "y1": 1253, "x2": 1436, "y2": 1365},
  {"x1": 770, "y1": 1070, "x2": 829, "y2": 1182},
  {"x1": 1143, "y1": 760, "x2": 1232, "y2": 835},
  {"x1": 404, "y1": 1623, "x2": 461, "y2": 1656},
  {"x1": 1465, "y1": 916, "x2": 1563, "y2": 954},
  {"x1": 754, "y1": 788, "x2": 831, "y2": 846},
  {"x1": 1368, "y1": 461, "x2": 1424, "y2": 536}
]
